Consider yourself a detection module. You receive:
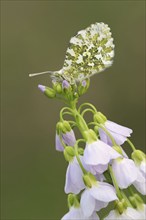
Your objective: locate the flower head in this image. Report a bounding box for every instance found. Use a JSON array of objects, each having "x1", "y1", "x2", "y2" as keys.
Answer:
[
  {"x1": 105, "y1": 207, "x2": 144, "y2": 220},
  {"x1": 65, "y1": 156, "x2": 85, "y2": 194},
  {"x1": 98, "y1": 120, "x2": 132, "y2": 146},
  {"x1": 80, "y1": 181, "x2": 117, "y2": 217}
]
